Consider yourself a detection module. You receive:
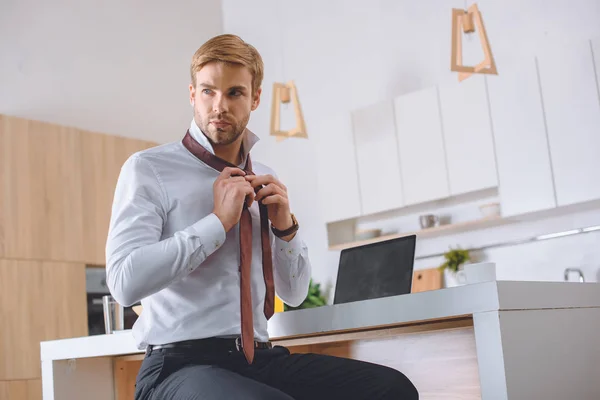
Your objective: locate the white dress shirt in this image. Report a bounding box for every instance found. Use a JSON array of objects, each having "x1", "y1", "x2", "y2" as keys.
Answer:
[{"x1": 105, "y1": 120, "x2": 311, "y2": 350}]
